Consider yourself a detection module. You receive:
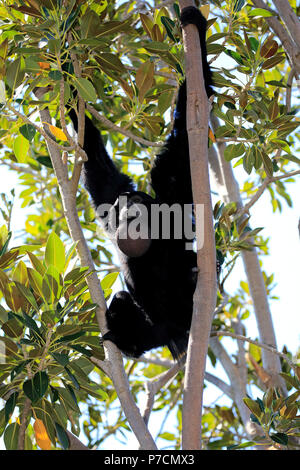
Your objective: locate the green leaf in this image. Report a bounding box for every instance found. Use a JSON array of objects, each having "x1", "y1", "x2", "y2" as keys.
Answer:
[
  {"x1": 5, "y1": 391, "x2": 18, "y2": 424},
  {"x1": 45, "y1": 232, "x2": 65, "y2": 273},
  {"x1": 73, "y1": 77, "x2": 97, "y2": 103},
  {"x1": 261, "y1": 152, "x2": 273, "y2": 177},
  {"x1": 36, "y1": 156, "x2": 53, "y2": 168},
  {"x1": 2, "y1": 318, "x2": 23, "y2": 338},
  {"x1": 243, "y1": 398, "x2": 262, "y2": 417},
  {"x1": 19, "y1": 124, "x2": 36, "y2": 141},
  {"x1": 13, "y1": 135, "x2": 29, "y2": 163},
  {"x1": 242, "y1": 149, "x2": 255, "y2": 174},
  {"x1": 270, "y1": 432, "x2": 288, "y2": 445},
  {"x1": 51, "y1": 352, "x2": 69, "y2": 367},
  {"x1": 96, "y1": 53, "x2": 126, "y2": 75},
  {"x1": 15, "y1": 281, "x2": 39, "y2": 311},
  {"x1": 27, "y1": 252, "x2": 46, "y2": 275},
  {"x1": 101, "y1": 272, "x2": 119, "y2": 290},
  {"x1": 262, "y1": 54, "x2": 285, "y2": 70},
  {"x1": 160, "y1": 16, "x2": 176, "y2": 41},
  {"x1": 4, "y1": 422, "x2": 20, "y2": 450},
  {"x1": 6, "y1": 57, "x2": 25, "y2": 90},
  {"x1": 54, "y1": 422, "x2": 69, "y2": 449},
  {"x1": 233, "y1": 0, "x2": 245, "y2": 12},
  {"x1": 64, "y1": 266, "x2": 89, "y2": 286},
  {"x1": 10, "y1": 360, "x2": 31, "y2": 381},
  {"x1": 23, "y1": 371, "x2": 49, "y2": 403},
  {"x1": 159, "y1": 432, "x2": 175, "y2": 441},
  {"x1": 44, "y1": 265, "x2": 63, "y2": 301},
  {"x1": 56, "y1": 331, "x2": 85, "y2": 343},
  {"x1": 57, "y1": 386, "x2": 80, "y2": 413},
  {"x1": 64, "y1": 366, "x2": 80, "y2": 390},
  {"x1": 248, "y1": 8, "x2": 275, "y2": 17},
  {"x1": 27, "y1": 268, "x2": 44, "y2": 298},
  {"x1": 136, "y1": 60, "x2": 154, "y2": 103},
  {"x1": 224, "y1": 143, "x2": 245, "y2": 161},
  {"x1": 49, "y1": 70, "x2": 63, "y2": 81},
  {"x1": 227, "y1": 441, "x2": 255, "y2": 449}
]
